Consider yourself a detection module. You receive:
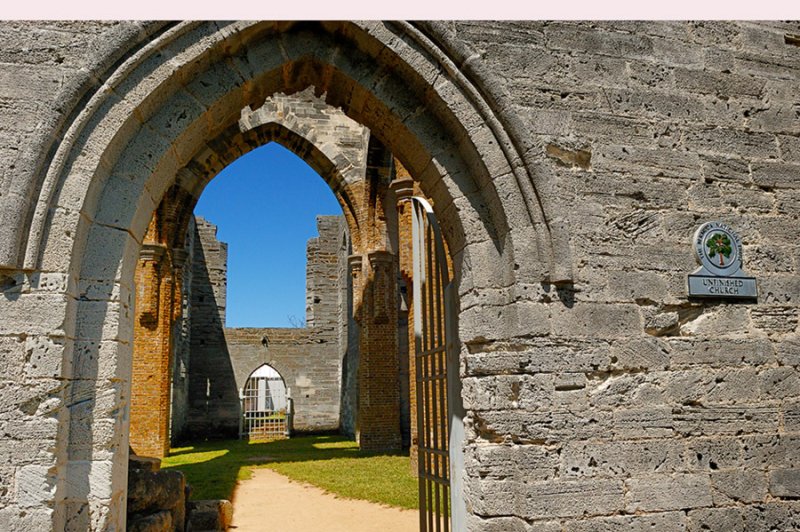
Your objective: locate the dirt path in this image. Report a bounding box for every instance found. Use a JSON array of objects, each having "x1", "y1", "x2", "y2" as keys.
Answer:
[{"x1": 229, "y1": 468, "x2": 418, "y2": 531}]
